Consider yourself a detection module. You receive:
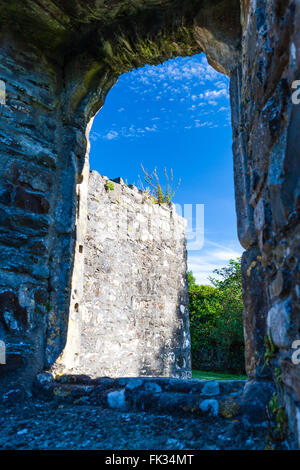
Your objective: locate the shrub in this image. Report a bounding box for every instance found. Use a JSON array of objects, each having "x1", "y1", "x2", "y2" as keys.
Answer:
[
  {"x1": 105, "y1": 181, "x2": 114, "y2": 191},
  {"x1": 188, "y1": 258, "x2": 245, "y2": 374}
]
